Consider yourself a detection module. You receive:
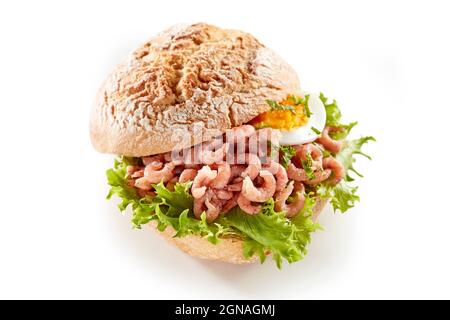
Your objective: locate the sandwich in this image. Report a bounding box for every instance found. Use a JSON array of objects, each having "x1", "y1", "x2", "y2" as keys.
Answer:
[{"x1": 90, "y1": 23, "x2": 374, "y2": 267}]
